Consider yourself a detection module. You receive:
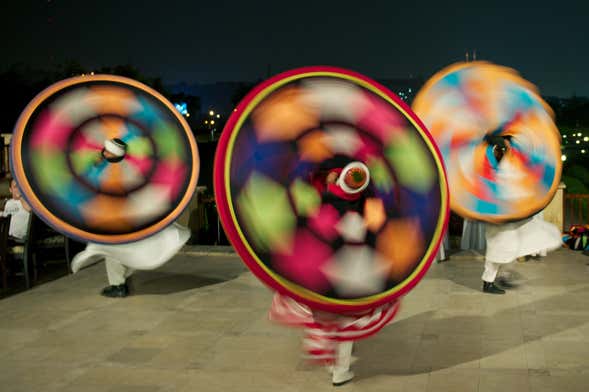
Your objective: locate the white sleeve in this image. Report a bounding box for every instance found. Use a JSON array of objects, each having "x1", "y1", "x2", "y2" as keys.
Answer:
[{"x1": 3, "y1": 200, "x2": 19, "y2": 216}]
